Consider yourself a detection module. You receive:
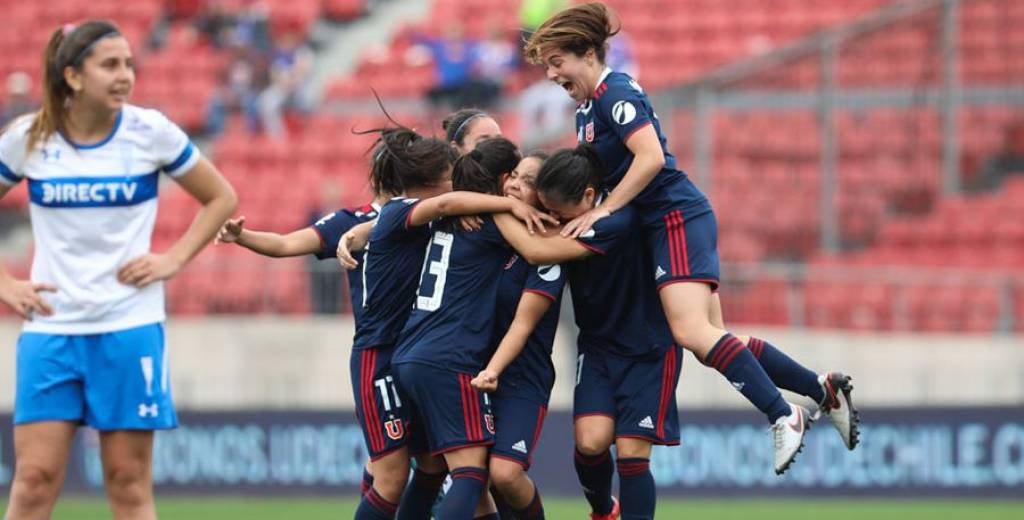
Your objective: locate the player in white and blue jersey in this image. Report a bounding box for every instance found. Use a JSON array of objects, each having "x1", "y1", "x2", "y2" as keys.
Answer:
[
  {"x1": 525, "y1": 2, "x2": 858, "y2": 482},
  {"x1": 0, "y1": 21, "x2": 237, "y2": 519}
]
